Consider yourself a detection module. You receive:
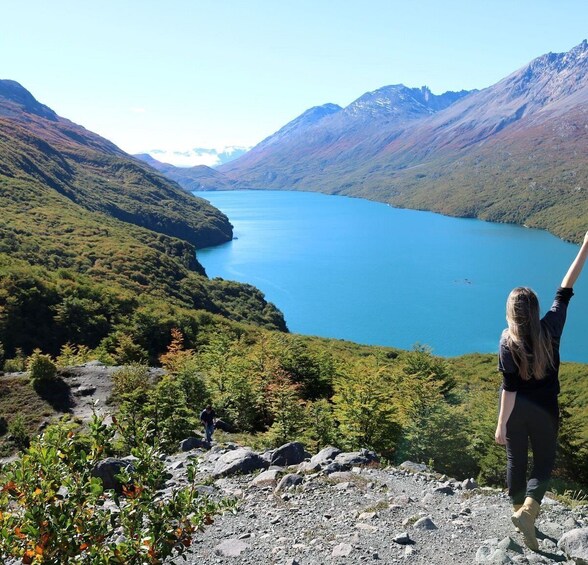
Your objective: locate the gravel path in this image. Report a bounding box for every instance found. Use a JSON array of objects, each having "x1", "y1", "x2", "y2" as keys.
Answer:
[{"x1": 164, "y1": 449, "x2": 586, "y2": 565}]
